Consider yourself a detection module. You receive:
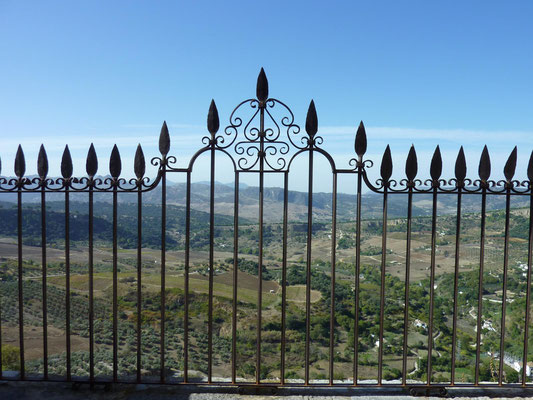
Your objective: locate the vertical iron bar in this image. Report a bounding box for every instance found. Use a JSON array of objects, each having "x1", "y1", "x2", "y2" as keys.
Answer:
[
  {"x1": 208, "y1": 145, "x2": 215, "y2": 383},
  {"x1": 427, "y1": 187, "x2": 438, "y2": 385},
  {"x1": 451, "y1": 187, "x2": 463, "y2": 385},
  {"x1": 378, "y1": 187, "x2": 388, "y2": 384},
  {"x1": 65, "y1": 186, "x2": 71, "y2": 381},
  {"x1": 354, "y1": 163, "x2": 363, "y2": 385},
  {"x1": 0, "y1": 266, "x2": 1, "y2": 377},
  {"x1": 402, "y1": 188, "x2": 413, "y2": 385},
  {"x1": 184, "y1": 171, "x2": 191, "y2": 383},
  {"x1": 498, "y1": 187, "x2": 512, "y2": 385},
  {"x1": 280, "y1": 172, "x2": 289, "y2": 385},
  {"x1": 88, "y1": 183, "x2": 94, "y2": 383},
  {"x1": 305, "y1": 149, "x2": 314, "y2": 385},
  {"x1": 112, "y1": 184, "x2": 118, "y2": 382},
  {"x1": 522, "y1": 188, "x2": 533, "y2": 386},
  {"x1": 0, "y1": 251, "x2": 1, "y2": 379},
  {"x1": 160, "y1": 163, "x2": 166, "y2": 383},
  {"x1": 17, "y1": 185, "x2": 25, "y2": 379},
  {"x1": 475, "y1": 187, "x2": 487, "y2": 385},
  {"x1": 329, "y1": 173, "x2": 337, "y2": 385},
  {"x1": 232, "y1": 172, "x2": 239, "y2": 384},
  {"x1": 136, "y1": 183, "x2": 142, "y2": 383},
  {"x1": 41, "y1": 183, "x2": 48, "y2": 379},
  {"x1": 256, "y1": 105, "x2": 265, "y2": 384}
]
